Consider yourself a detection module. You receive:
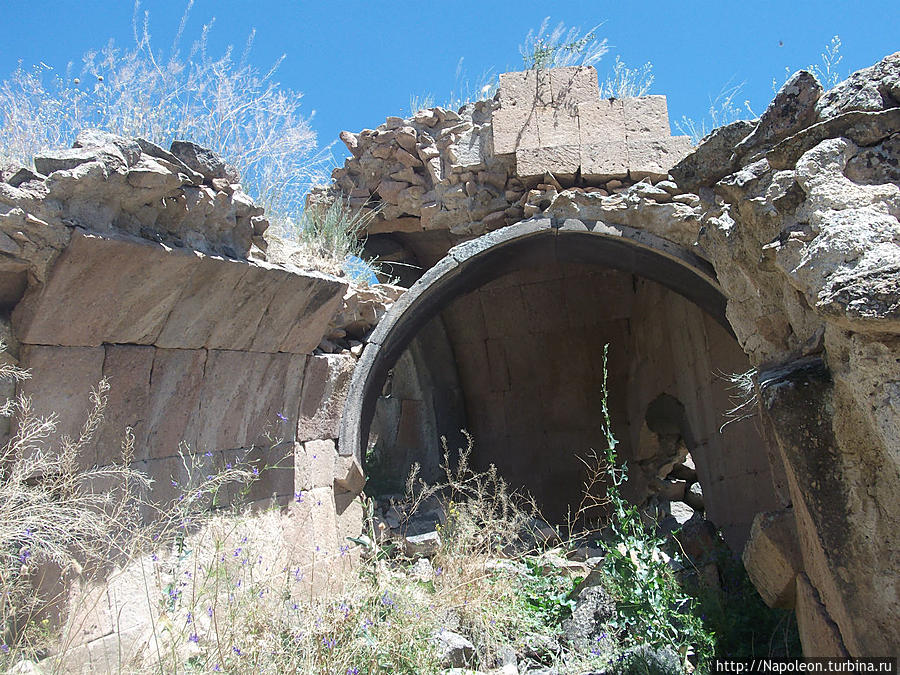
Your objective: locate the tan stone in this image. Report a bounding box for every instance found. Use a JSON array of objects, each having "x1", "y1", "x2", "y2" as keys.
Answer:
[
  {"x1": 295, "y1": 439, "x2": 338, "y2": 491},
  {"x1": 12, "y1": 232, "x2": 194, "y2": 347},
  {"x1": 492, "y1": 107, "x2": 540, "y2": 156},
  {"x1": 624, "y1": 95, "x2": 672, "y2": 138},
  {"x1": 498, "y1": 70, "x2": 537, "y2": 109},
  {"x1": 795, "y1": 573, "x2": 849, "y2": 657},
  {"x1": 549, "y1": 66, "x2": 599, "y2": 110},
  {"x1": 578, "y1": 99, "x2": 626, "y2": 142},
  {"x1": 196, "y1": 350, "x2": 306, "y2": 451},
  {"x1": 742, "y1": 509, "x2": 802, "y2": 608},
  {"x1": 627, "y1": 136, "x2": 693, "y2": 180},
  {"x1": 516, "y1": 145, "x2": 580, "y2": 179},
  {"x1": 297, "y1": 353, "x2": 356, "y2": 442},
  {"x1": 334, "y1": 454, "x2": 366, "y2": 494},
  {"x1": 535, "y1": 107, "x2": 580, "y2": 147},
  {"x1": 581, "y1": 142, "x2": 629, "y2": 179}
]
